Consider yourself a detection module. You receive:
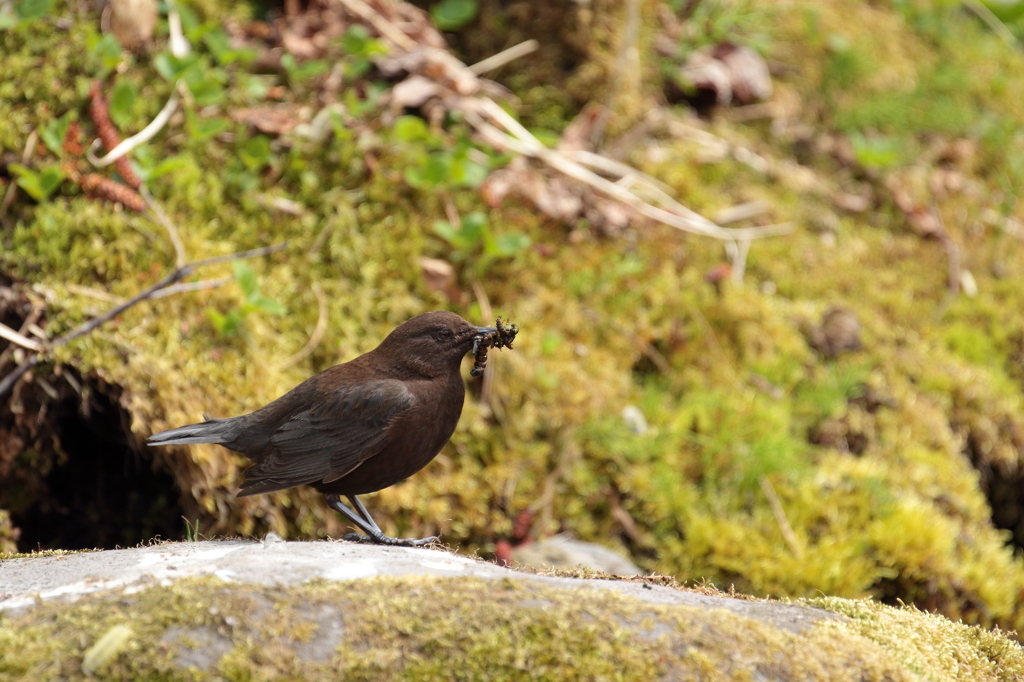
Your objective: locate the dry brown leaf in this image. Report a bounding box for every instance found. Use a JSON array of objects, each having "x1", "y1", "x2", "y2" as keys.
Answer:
[
  {"x1": 390, "y1": 75, "x2": 446, "y2": 110},
  {"x1": 557, "y1": 104, "x2": 605, "y2": 154},
  {"x1": 231, "y1": 106, "x2": 304, "y2": 135},
  {"x1": 419, "y1": 257, "x2": 461, "y2": 301}
]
